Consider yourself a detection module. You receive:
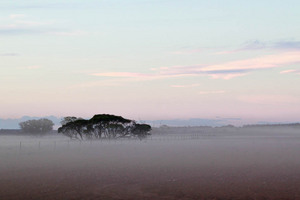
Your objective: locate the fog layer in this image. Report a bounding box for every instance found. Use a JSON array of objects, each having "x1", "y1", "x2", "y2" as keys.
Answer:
[{"x1": 1, "y1": 129, "x2": 300, "y2": 200}]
